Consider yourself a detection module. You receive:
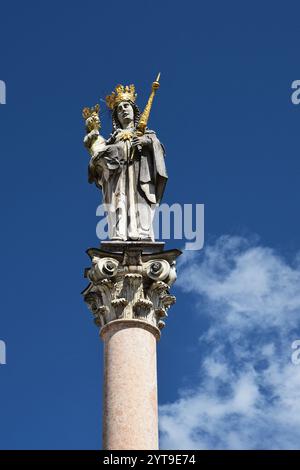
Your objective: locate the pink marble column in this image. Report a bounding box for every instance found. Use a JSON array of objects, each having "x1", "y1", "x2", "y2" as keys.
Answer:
[{"x1": 101, "y1": 319, "x2": 160, "y2": 450}]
